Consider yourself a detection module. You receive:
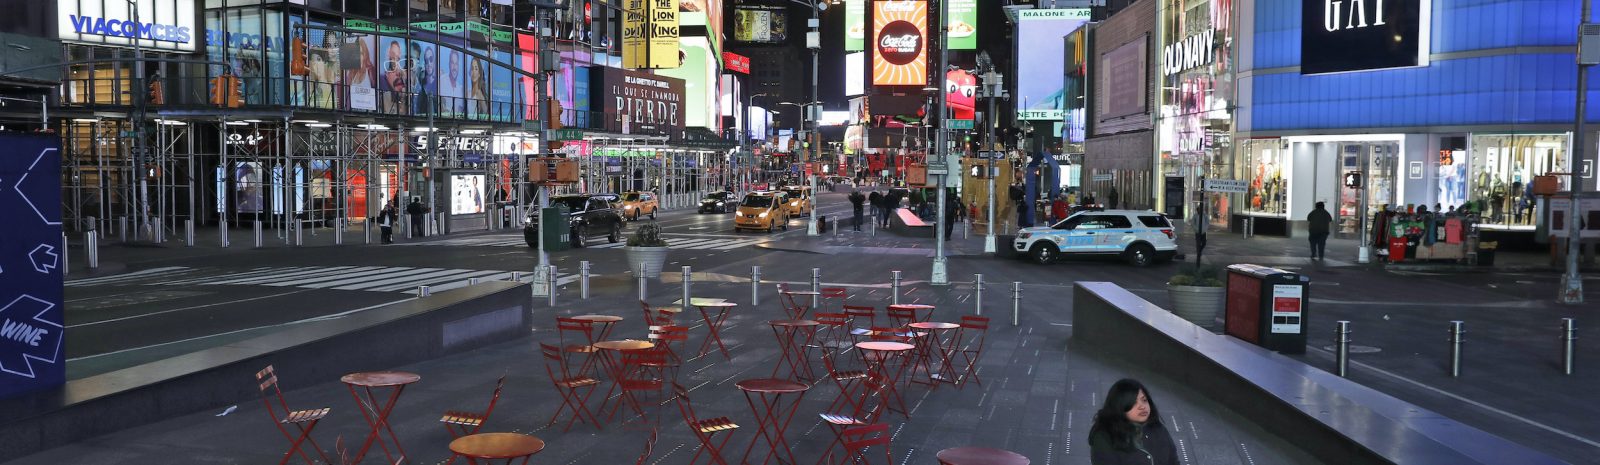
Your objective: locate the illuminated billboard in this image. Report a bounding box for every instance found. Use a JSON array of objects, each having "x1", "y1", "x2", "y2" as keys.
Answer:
[
  {"x1": 845, "y1": 52, "x2": 865, "y2": 96},
  {"x1": 871, "y1": 0, "x2": 927, "y2": 87},
  {"x1": 655, "y1": 37, "x2": 718, "y2": 129},
  {"x1": 1014, "y1": 8, "x2": 1089, "y2": 120},
  {"x1": 622, "y1": 0, "x2": 679, "y2": 69},
  {"x1": 845, "y1": 0, "x2": 865, "y2": 51},
  {"x1": 734, "y1": 5, "x2": 787, "y2": 43},
  {"x1": 946, "y1": 0, "x2": 977, "y2": 50}
]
